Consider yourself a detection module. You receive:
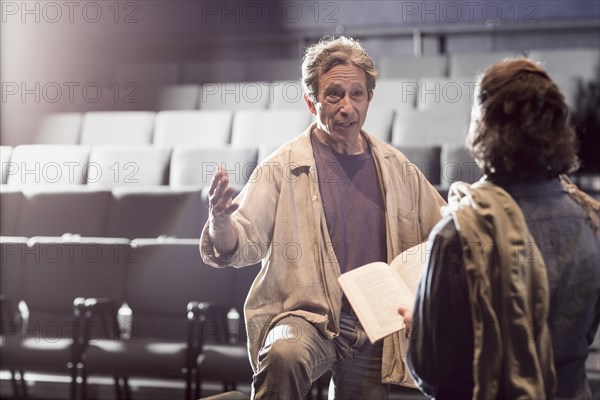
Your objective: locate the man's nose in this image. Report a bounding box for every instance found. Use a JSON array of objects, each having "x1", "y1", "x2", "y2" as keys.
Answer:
[{"x1": 338, "y1": 95, "x2": 352, "y2": 114}]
